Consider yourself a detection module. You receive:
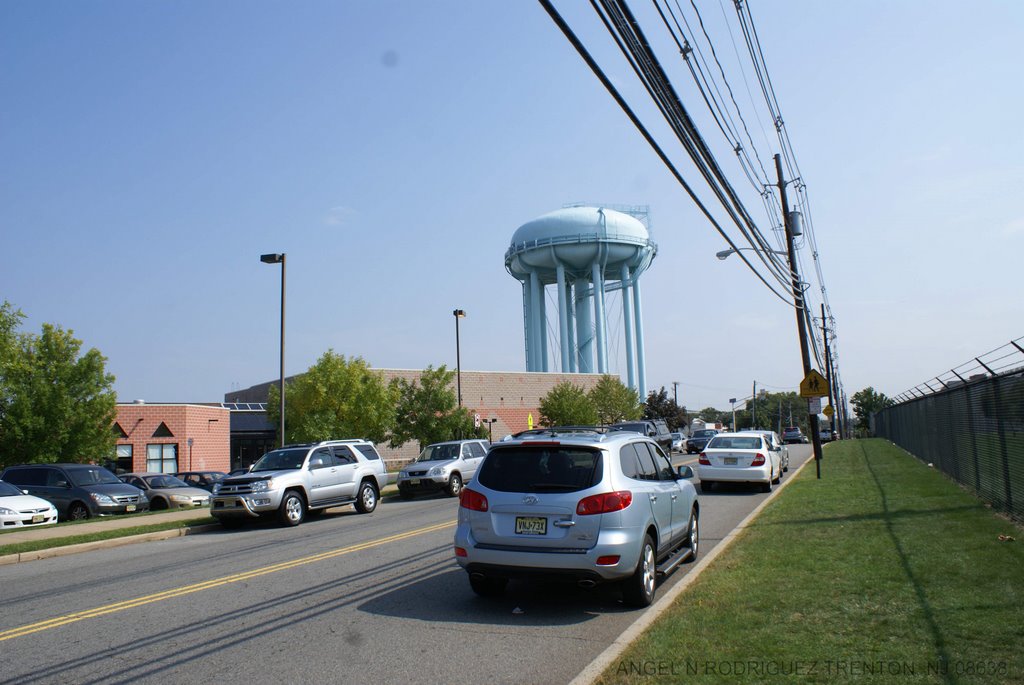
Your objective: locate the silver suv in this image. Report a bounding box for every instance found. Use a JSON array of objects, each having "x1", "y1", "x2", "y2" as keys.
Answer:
[
  {"x1": 211, "y1": 440, "x2": 386, "y2": 527},
  {"x1": 453, "y1": 428, "x2": 699, "y2": 607},
  {"x1": 397, "y1": 439, "x2": 489, "y2": 499}
]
